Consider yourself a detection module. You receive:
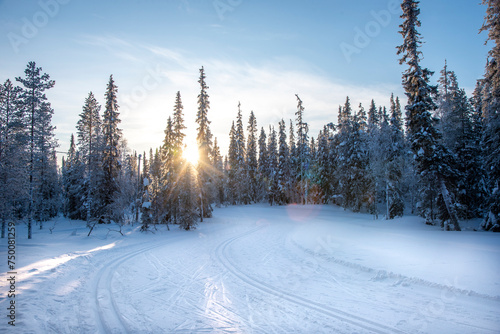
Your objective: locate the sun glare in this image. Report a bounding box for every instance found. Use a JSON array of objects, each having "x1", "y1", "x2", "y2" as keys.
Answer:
[{"x1": 184, "y1": 143, "x2": 199, "y2": 165}]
